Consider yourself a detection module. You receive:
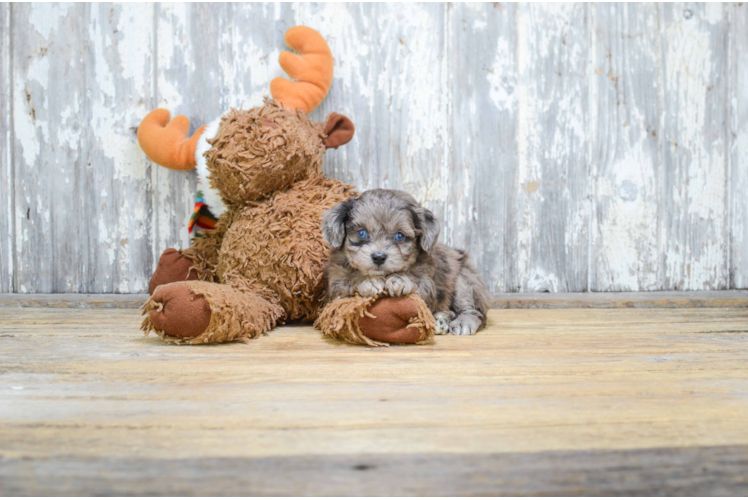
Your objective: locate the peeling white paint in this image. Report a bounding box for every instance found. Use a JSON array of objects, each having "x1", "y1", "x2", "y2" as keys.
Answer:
[
  {"x1": 703, "y1": 3, "x2": 724, "y2": 25},
  {"x1": 1, "y1": 3, "x2": 11, "y2": 292},
  {"x1": 588, "y1": 3, "x2": 662, "y2": 292},
  {"x1": 5, "y1": 3, "x2": 744, "y2": 293},
  {"x1": 660, "y1": 3, "x2": 728, "y2": 290},
  {"x1": 28, "y1": 3, "x2": 69, "y2": 39},
  {"x1": 13, "y1": 86, "x2": 40, "y2": 166},
  {"x1": 295, "y1": 3, "x2": 375, "y2": 106},
  {"x1": 487, "y1": 37, "x2": 516, "y2": 112},
  {"x1": 515, "y1": 3, "x2": 590, "y2": 291},
  {"x1": 156, "y1": 4, "x2": 186, "y2": 110},
  {"x1": 526, "y1": 268, "x2": 560, "y2": 293}
]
